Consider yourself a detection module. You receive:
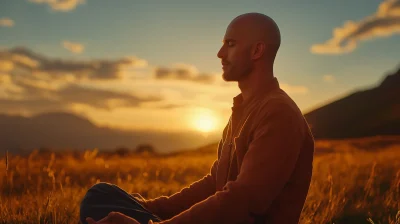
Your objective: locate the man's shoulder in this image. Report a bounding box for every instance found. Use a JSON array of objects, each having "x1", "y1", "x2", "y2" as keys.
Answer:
[
  {"x1": 257, "y1": 88, "x2": 301, "y2": 116},
  {"x1": 253, "y1": 89, "x2": 308, "y2": 137}
]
